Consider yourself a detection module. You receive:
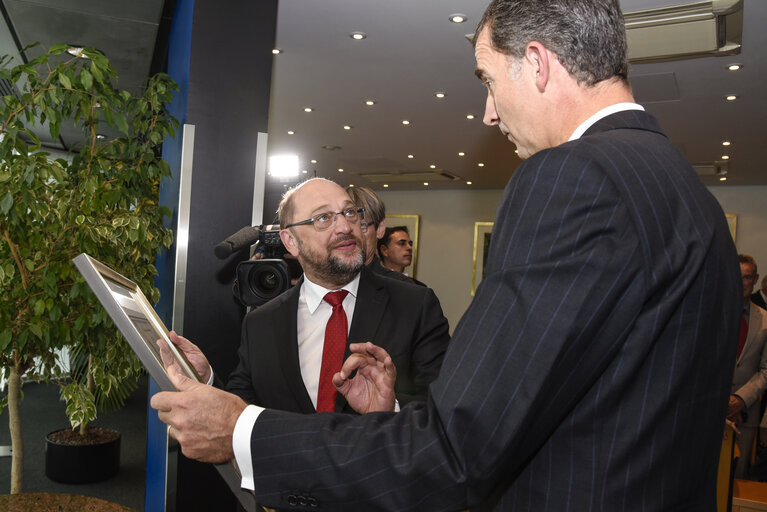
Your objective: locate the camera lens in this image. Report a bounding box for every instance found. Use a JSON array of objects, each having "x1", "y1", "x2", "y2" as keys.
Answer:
[{"x1": 248, "y1": 263, "x2": 287, "y2": 300}]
